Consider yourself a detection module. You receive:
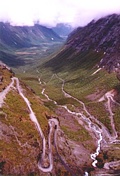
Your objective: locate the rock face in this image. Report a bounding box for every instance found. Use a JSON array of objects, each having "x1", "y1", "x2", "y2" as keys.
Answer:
[{"x1": 66, "y1": 14, "x2": 120, "y2": 73}]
